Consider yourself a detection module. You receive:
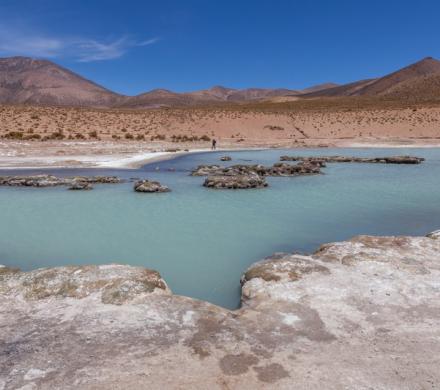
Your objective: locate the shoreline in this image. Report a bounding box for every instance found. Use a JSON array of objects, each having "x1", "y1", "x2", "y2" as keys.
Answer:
[{"x1": 1, "y1": 138, "x2": 440, "y2": 170}]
